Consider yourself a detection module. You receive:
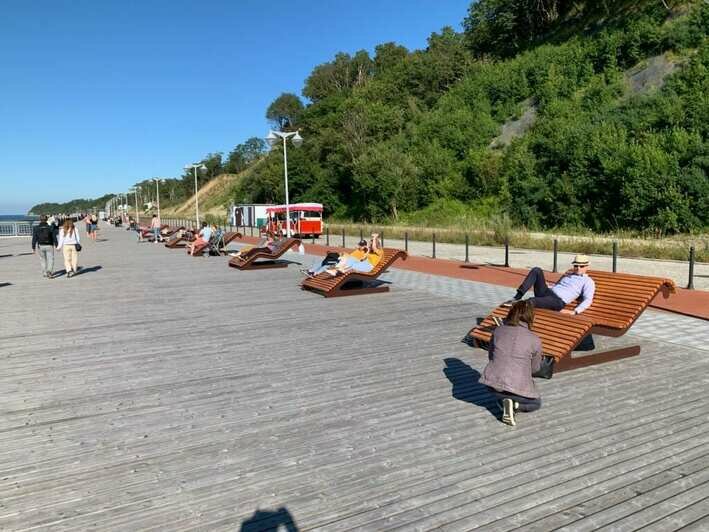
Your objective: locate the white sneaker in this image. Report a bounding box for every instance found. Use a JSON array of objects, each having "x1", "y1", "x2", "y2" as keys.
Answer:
[{"x1": 501, "y1": 398, "x2": 516, "y2": 426}]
